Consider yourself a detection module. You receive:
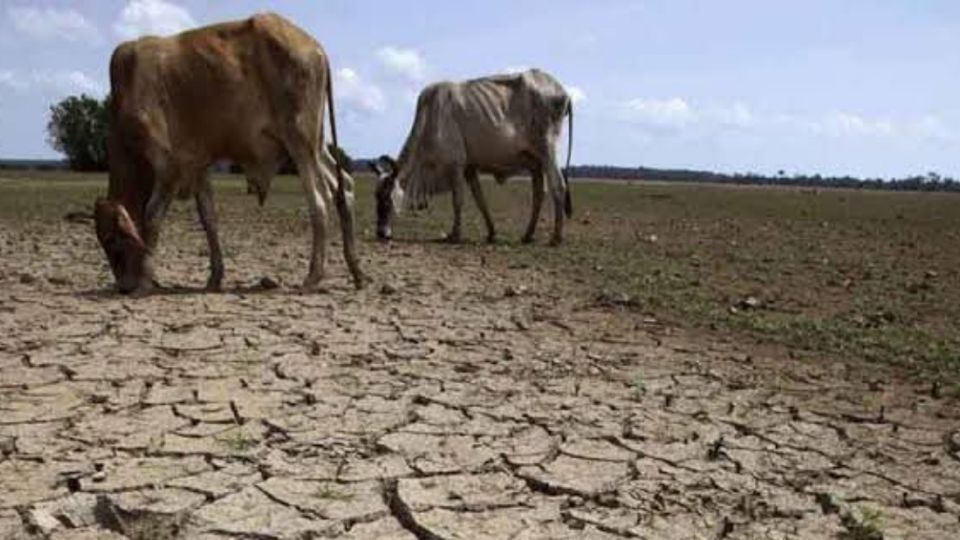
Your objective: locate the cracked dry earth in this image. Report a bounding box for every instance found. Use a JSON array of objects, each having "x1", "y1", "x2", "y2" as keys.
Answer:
[{"x1": 2, "y1": 215, "x2": 960, "y2": 540}]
